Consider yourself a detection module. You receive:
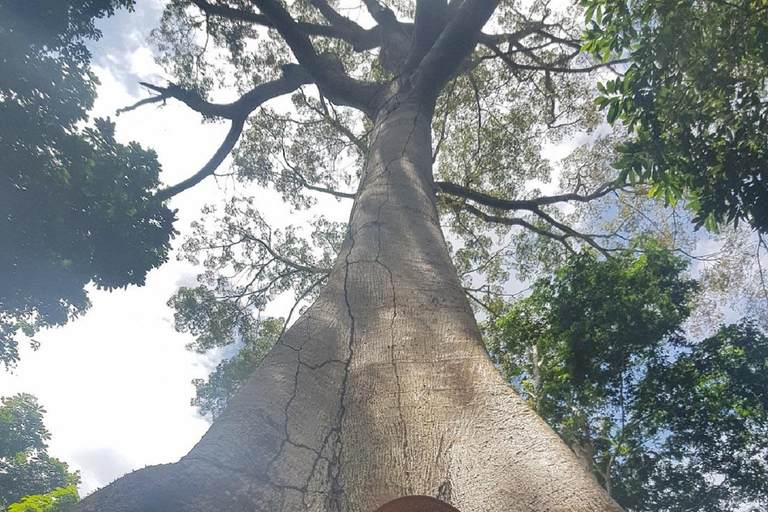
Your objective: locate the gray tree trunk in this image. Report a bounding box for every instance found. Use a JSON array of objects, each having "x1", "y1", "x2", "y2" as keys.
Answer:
[{"x1": 76, "y1": 89, "x2": 622, "y2": 512}]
